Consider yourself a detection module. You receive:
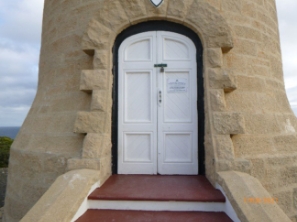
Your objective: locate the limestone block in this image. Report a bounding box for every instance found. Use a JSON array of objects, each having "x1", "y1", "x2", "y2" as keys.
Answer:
[
  {"x1": 207, "y1": 48, "x2": 223, "y2": 68},
  {"x1": 91, "y1": 89, "x2": 112, "y2": 112},
  {"x1": 274, "y1": 91, "x2": 295, "y2": 113},
  {"x1": 266, "y1": 155, "x2": 293, "y2": 167},
  {"x1": 96, "y1": 0, "x2": 130, "y2": 33},
  {"x1": 209, "y1": 89, "x2": 226, "y2": 111},
  {"x1": 67, "y1": 158, "x2": 101, "y2": 171},
  {"x1": 294, "y1": 188, "x2": 297, "y2": 209},
  {"x1": 120, "y1": 0, "x2": 147, "y2": 23},
  {"x1": 237, "y1": 75, "x2": 265, "y2": 92},
  {"x1": 223, "y1": 53, "x2": 248, "y2": 75},
  {"x1": 242, "y1": 1, "x2": 257, "y2": 18},
  {"x1": 80, "y1": 70, "x2": 108, "y2": 92},
  {"x1": 143, "y1": 0, "x2": 169, "y2": 19},
  {"x1": 273, "y1": 190, "x2": 293, "y2": 215},
  {"x1": 167, "y1": 0, "x2": 194, "y2": 21},
  {"x1": 99, "y1": 156, "x2": 112, "y2": 183},
  {"x1": 250, "y1": 158, "x2": 266, "y2": 179},
  {"x1": 213, "y1": 112, "x2": 245, "y2": 135},
  {"x1": 244, "y1": 114, "x2": 282, "y2": 134},
  {"x1": 82, "y1": 133, "x2": 111, "y2": 159},
  {"x1": 233, "y1": 25, "x2": 263, "y2": 42},
  {"x1": 217, "y1": 171, "x2": 291, "y2": 222},
  {"x1": 233, "y1": 159, "x2": 252, "y2": 174},
  {"x1": 206, "y1": 0, "x2": 221, "y2": 10},
  {"x1": 208, "y1": 68, "x2": 237, "y2": 92},
  {"x1": 280, "y1": 165, "x2": 297, "y2": 186},
  {"x1": 274, "y1": 135, "x2": 297, "y2": 152},
  {"x1": 82, "y1": 19, "x2": 113, "y2": 53},
  {"x1": 232, "y1": 135, "x2": 275, "y2": 157},
  {"x1": 232, "y1": 39, "x2": 258, "y2": 56},
  {"x1": 73, "y1": 111, "x2": 111, "y2": 134},
  {"x1": 93, "y1": 50, "x2": 109, "y2": 69},
  {"x1": 225, "y1": 91, "x2": 265, "y2": 113},
  {"x1": 215, "y1": 159, "x2": 233, "y2": 172},
  {"x1": 221, "y1": 0, "x2": 242, "y2": 13},
  {"x1": 184, "y1": 1, "x2": 233, "y2": 50},
  {"x1": 214, "y1": 135, "x2": 234, "y2": 161},
  {"x1": 21, "y1": 170, "x2": 100, "y2": 222}
]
